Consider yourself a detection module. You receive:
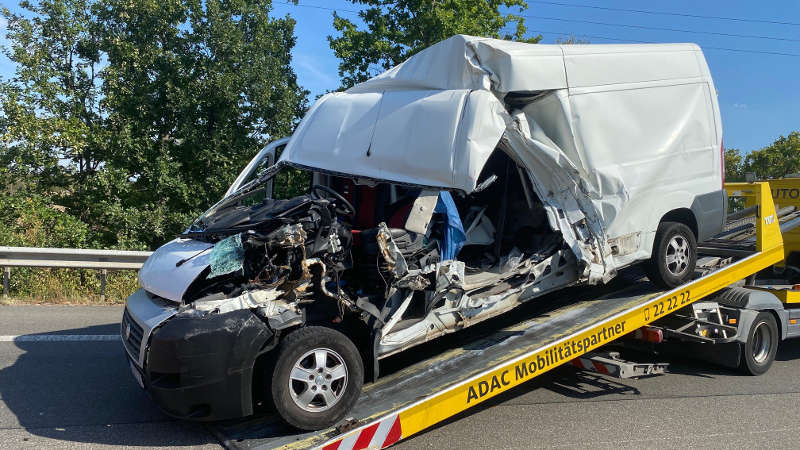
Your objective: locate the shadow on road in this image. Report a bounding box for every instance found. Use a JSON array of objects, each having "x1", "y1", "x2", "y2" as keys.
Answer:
[
  {"x1": 776, "y1": 340, "x2": 800, "y2": 361},
  {"x1": 0, "y1": 323, "x2": 216, "y2": 447}
]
